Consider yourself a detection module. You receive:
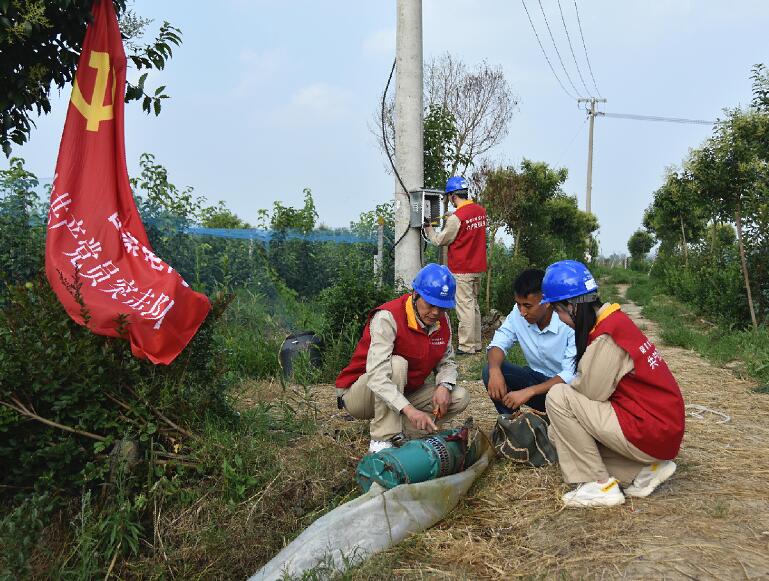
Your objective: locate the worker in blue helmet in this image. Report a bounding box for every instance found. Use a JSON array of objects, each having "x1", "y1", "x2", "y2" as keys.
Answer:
[
  {"x1": 541, "y1": 260, "x2": 685, "y2": 508},
  {"x1": 336, "y1": 264, "x2": 470, "y2": 453},
  {"x1": 424, "y1": 176, "x2": 488, "y2": 355}
]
